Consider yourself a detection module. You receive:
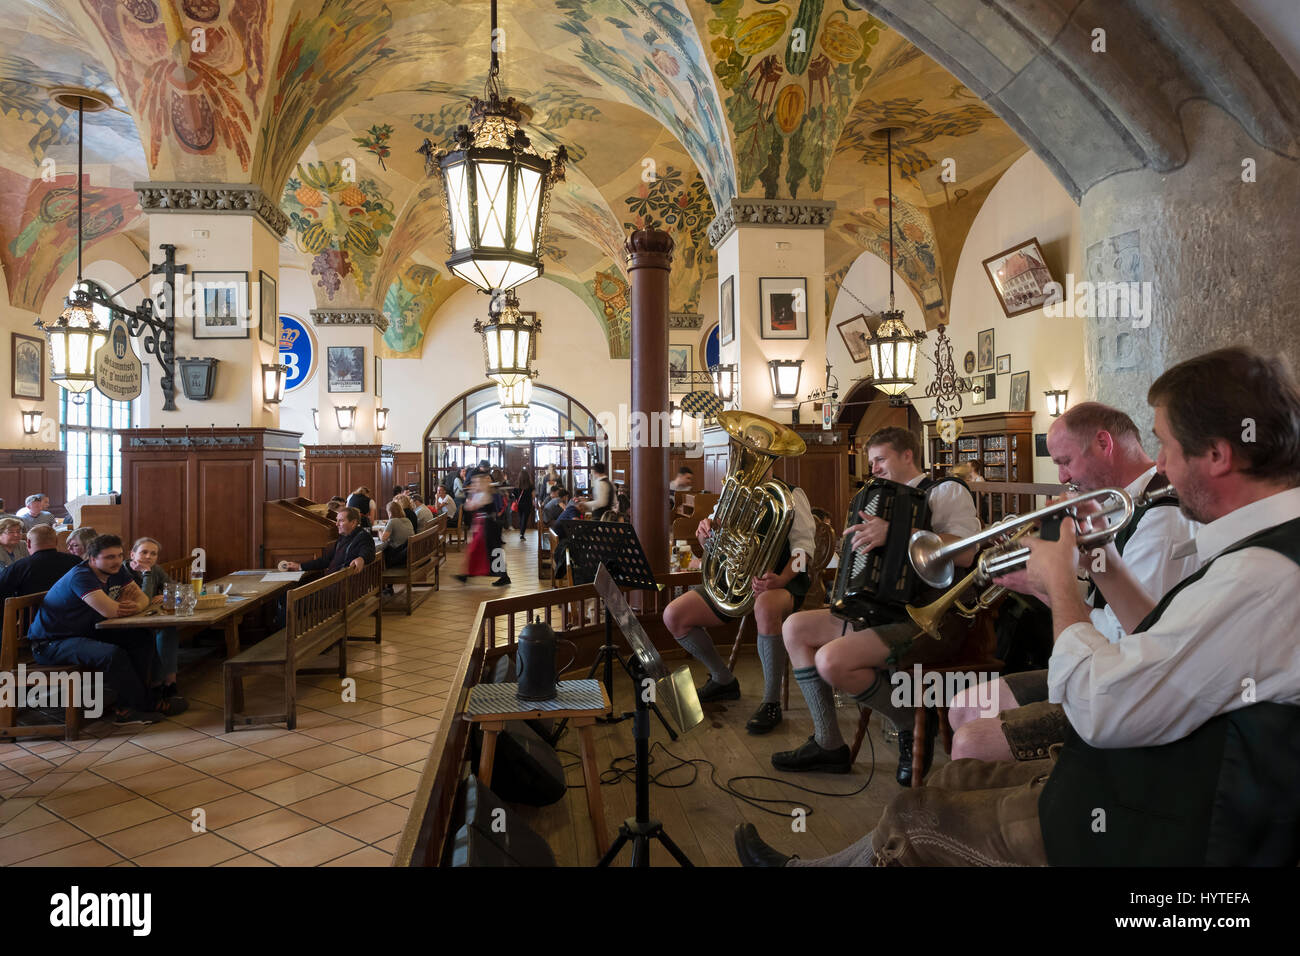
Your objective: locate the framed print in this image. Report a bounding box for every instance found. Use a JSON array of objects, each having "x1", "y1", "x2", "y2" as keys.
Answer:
[
  {"x1": 759, "y1": 277, "x2": 808, "y2": 340},
  {"x1": 1010, "y1": 371, "x2": 1030, "y2": 411},
  {"x1": 971, "y1": 381, "x2": 985, "y2": 405},
  {"x1": 720, "y1": 276, "x2": 735, "y2": 346},
  {"x1": 982, "y1": 372, "x2": 996, "y2": 400},
  {"x1": 374, "y1": 356, "x2": 383, "y2": 397},
  {"x1": 11, "y1": 332, "x2": 44, "y2": 400},
  {"x1": 258, "y1": 271, "x2": 277, "y2": 346},
  {"x1": 963, "y1": 350, "x2": 976, "y2": 374},
  {"x1": 982, "y1": 237, "x2": 1056, "y2": 317},
  {"x1": 996, "y1": 353, "x2": 1011, "y2": 374},
  {"x1": 192, "y1": 271, "x2": 250, "y2": 339},
  {"x1": 669, "y1": 344, "x2": 692, "y2": 393},
  {"x1": 837, "y1": 314, "x2": 873, "y2": 365},
  {"x1": 327, "y1": 346, "x2": 365, "y2": 393},
  {"x1": 977, "y1": 328, "x2": 994, "y2": 371}
]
